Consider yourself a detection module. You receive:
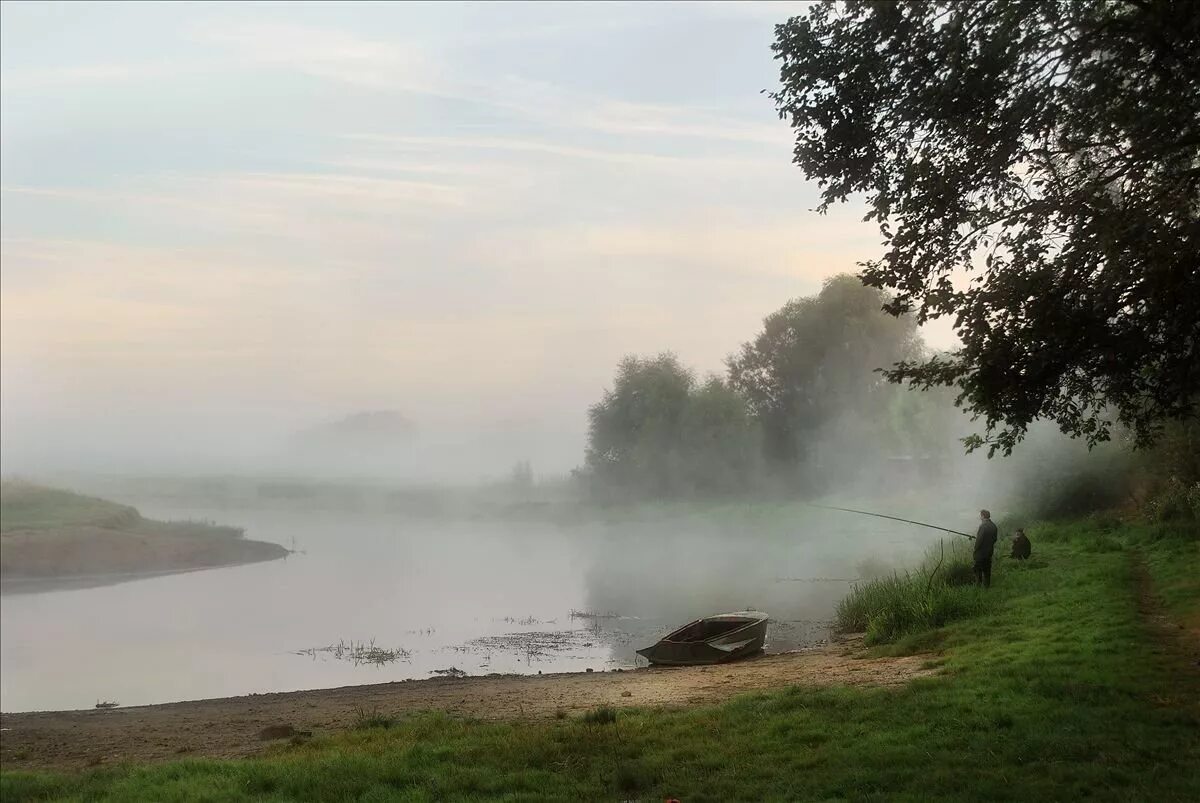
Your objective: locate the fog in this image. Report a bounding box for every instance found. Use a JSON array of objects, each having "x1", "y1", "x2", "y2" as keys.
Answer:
[
  {"x1": 2, "y1": 341, "x2": 1076, "y2": 713},
  {"x1": 0, "y1": 1, "x2": 958, "y2": 486},
  {"x1": 3, "y1": 2, "x2": 1072, "y2": 713},
  {"x1": 0, "y1": 405, "x2": 588, "y2": 484}
]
